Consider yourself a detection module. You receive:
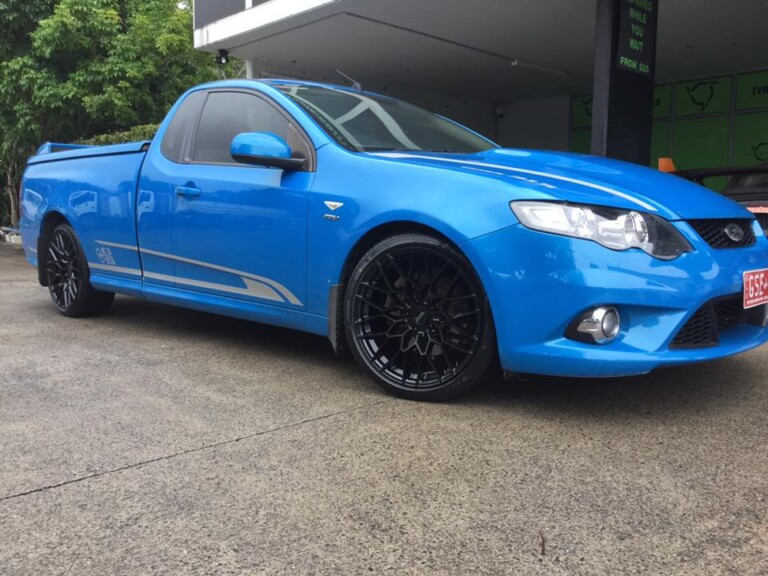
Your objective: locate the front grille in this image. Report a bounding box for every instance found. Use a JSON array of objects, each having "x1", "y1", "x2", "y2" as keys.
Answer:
[
  {"x1": 671, "y1": 295, "x2": 766, "y2": 349},
  {"x1": 688, "y1": 219, "x2": 756, "y2": 249},
  {"x1": 671, "y1": 304, "x2": 719, "y2": 348},
  {"x1": 714, "y1": 297, "x2": 746, "y2": 332}
]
